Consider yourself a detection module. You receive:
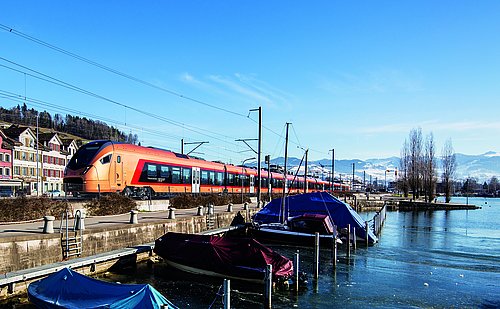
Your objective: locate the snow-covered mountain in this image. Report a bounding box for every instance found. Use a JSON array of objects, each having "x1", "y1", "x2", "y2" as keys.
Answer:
[{"x1": 253, "y1": 152, "x2": 499, "y2": 183}]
